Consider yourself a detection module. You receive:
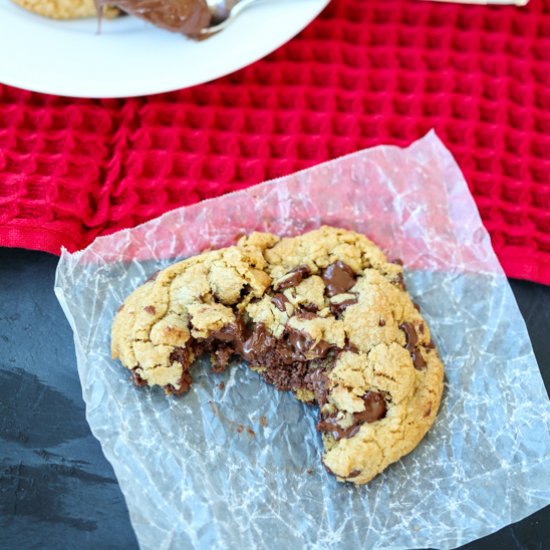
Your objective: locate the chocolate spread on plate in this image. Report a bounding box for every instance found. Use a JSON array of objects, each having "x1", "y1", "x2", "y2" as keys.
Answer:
[{"x1": 96, "y1": 0, "x2": 211, "y2": 38}]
